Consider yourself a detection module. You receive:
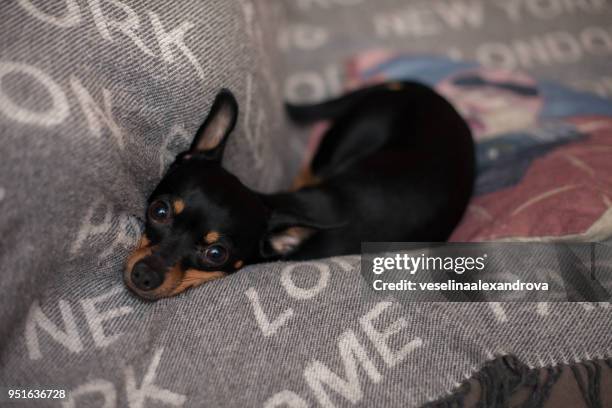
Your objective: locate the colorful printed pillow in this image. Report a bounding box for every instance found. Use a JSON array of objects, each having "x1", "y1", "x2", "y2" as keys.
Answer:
[{"x1": 300, "y1": 50, "x2": 612, "y2": 242}]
